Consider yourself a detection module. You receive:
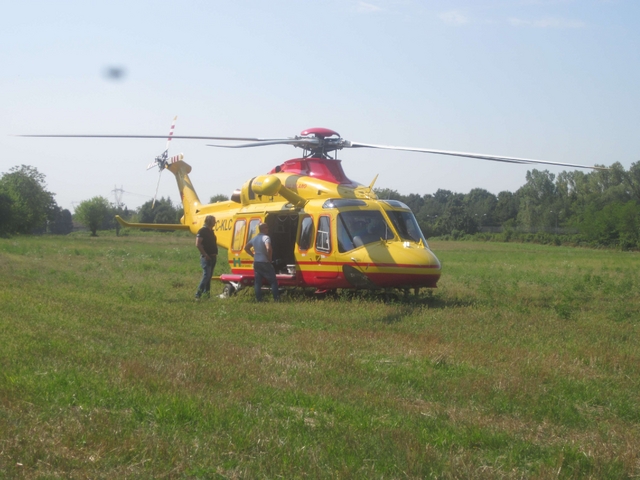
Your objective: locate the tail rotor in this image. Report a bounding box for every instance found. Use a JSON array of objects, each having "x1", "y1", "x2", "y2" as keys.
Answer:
[{"x1": 148, "y1": 116, "x2": 177, "y2": 208}]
